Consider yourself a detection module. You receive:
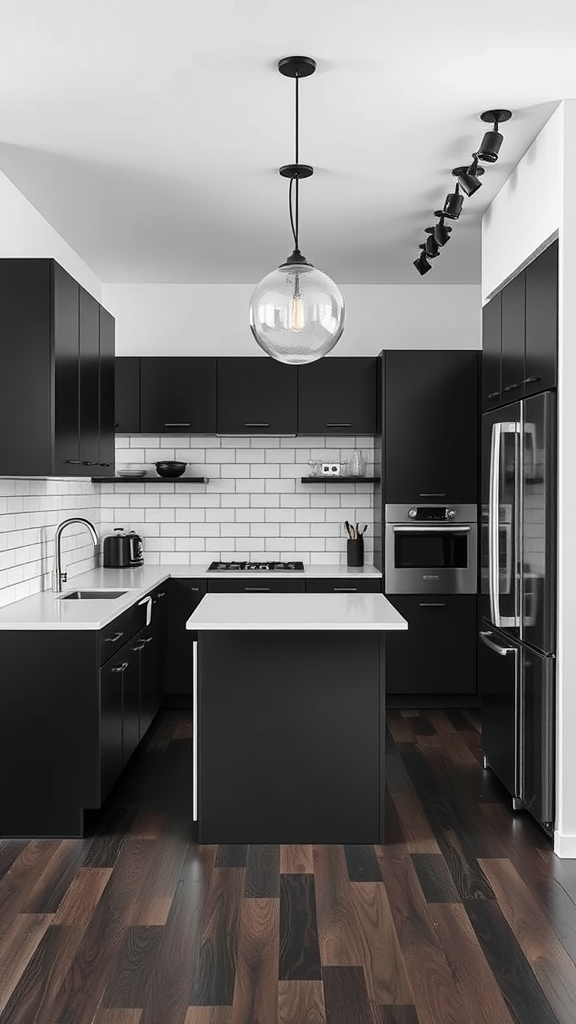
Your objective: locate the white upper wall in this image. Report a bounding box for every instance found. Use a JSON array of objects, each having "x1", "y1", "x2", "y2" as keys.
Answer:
[
  {"x1": 482, "y1": 107, "x2": 562, "y2": 301},
  {"x1": 0, "y1": 169, "x2": 102, "y2": 301},
  {"x1": 102, "y1": 283, "x2": 481, "y2": 356}
]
